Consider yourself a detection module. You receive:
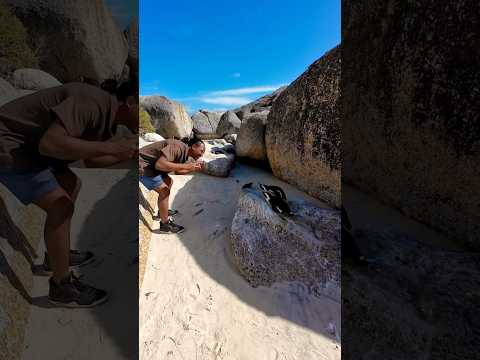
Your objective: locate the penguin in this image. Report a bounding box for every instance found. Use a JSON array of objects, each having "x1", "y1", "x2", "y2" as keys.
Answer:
[
  {"x1": 259, "y1": 183, "x2": 293, "y2": 216},
  {"x1": 259, "y1": 184, "x2": 287, "y2": 201}
]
